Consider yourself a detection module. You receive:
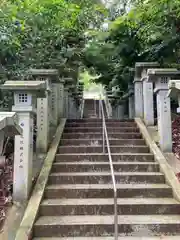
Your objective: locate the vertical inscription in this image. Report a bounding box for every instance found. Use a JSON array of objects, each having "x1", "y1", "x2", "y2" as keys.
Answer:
[
  {"x1": 51, "y1": 92, "x2": 55, "y2": 111},
  {"x1": 40, "y1": 98, "x2": 44, "y2": 131},
  {"x1": 19, "y1": 122, "x2": 24, "y2": 169}
]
